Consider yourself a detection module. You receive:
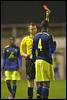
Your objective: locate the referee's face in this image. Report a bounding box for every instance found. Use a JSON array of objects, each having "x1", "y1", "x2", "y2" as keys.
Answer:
[{"x1": 28, "y1": 25, "x2": 37, "y2": 35}]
